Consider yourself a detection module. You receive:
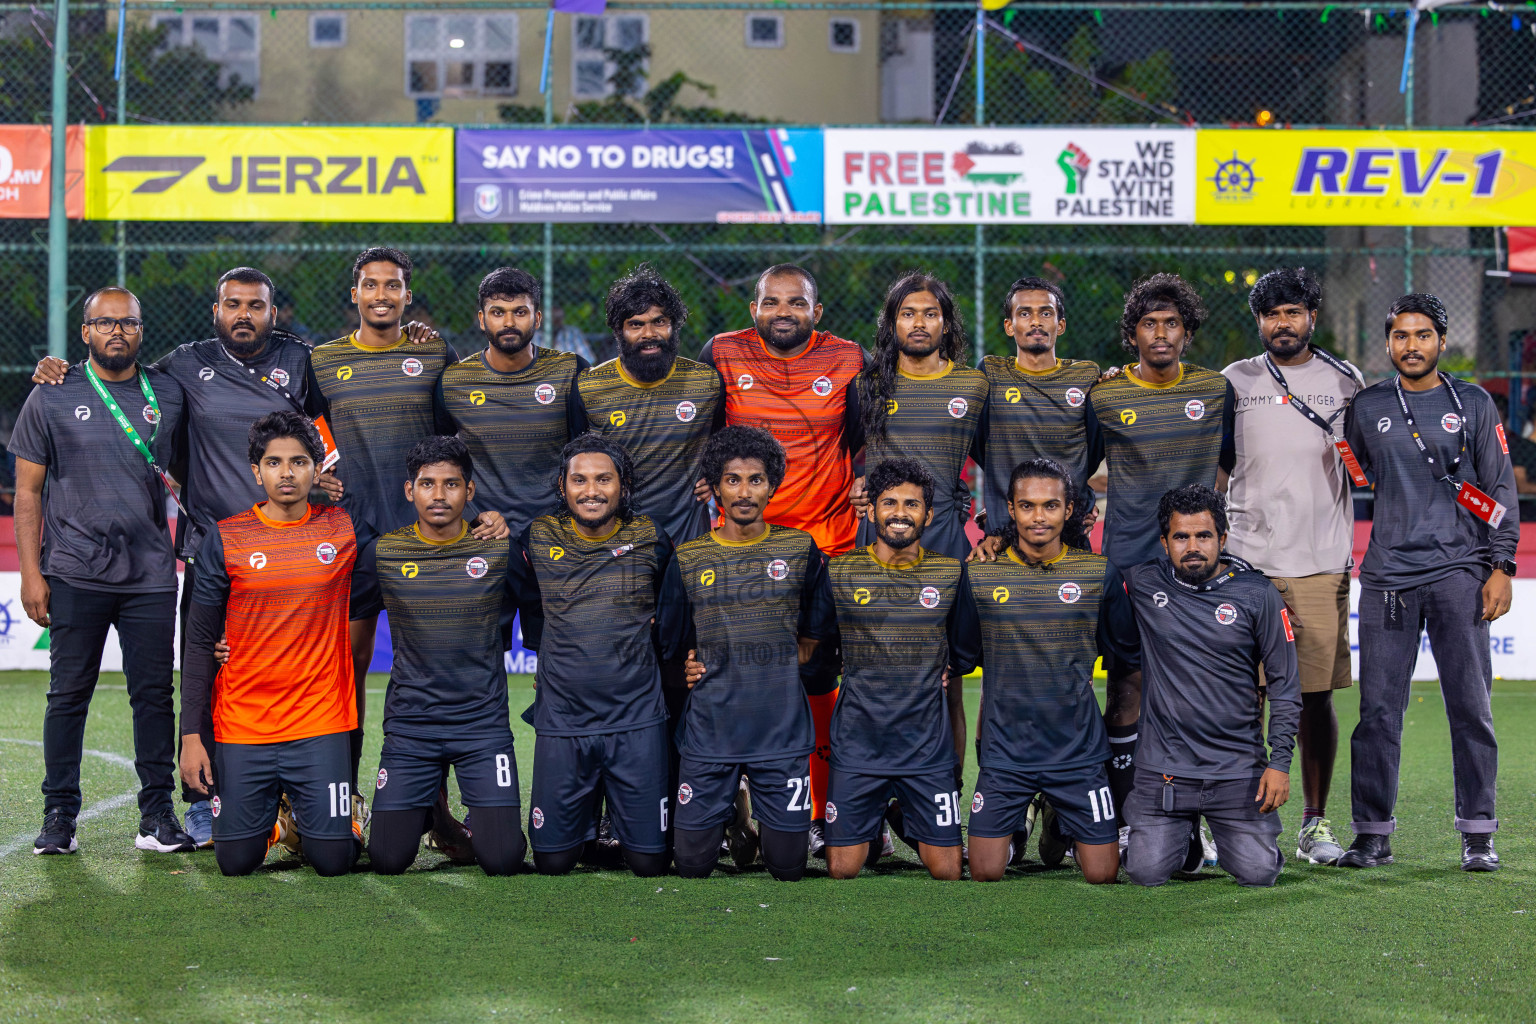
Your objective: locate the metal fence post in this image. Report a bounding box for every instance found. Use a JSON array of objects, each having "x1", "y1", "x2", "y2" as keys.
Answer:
[
  {"x1": 1403, "y1": 11, "x2": 1415, "y2": 296},
  {"x1": 47, "y1": 0, "x2": 70, "y2": 359},
  {"x1": 973, "y1": 2, "x2": 985, "y2": 363},
  {"x1": 116, "y1": 30, "x2": 127, "y2": 288}
]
